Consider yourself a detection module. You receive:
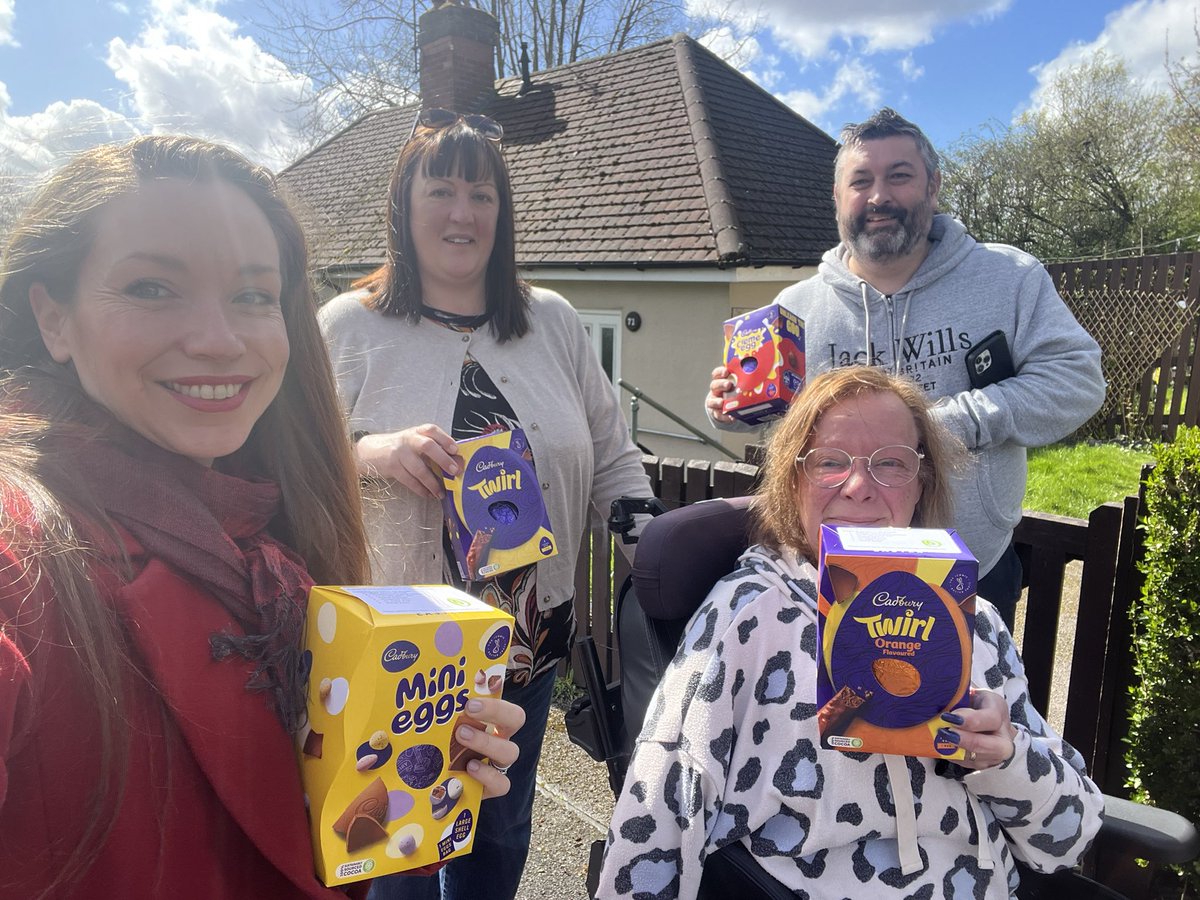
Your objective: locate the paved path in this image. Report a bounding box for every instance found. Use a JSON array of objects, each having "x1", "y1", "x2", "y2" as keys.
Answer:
[{"x1": 516, "y1": 705, "x2": 613, "y2": 900}]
